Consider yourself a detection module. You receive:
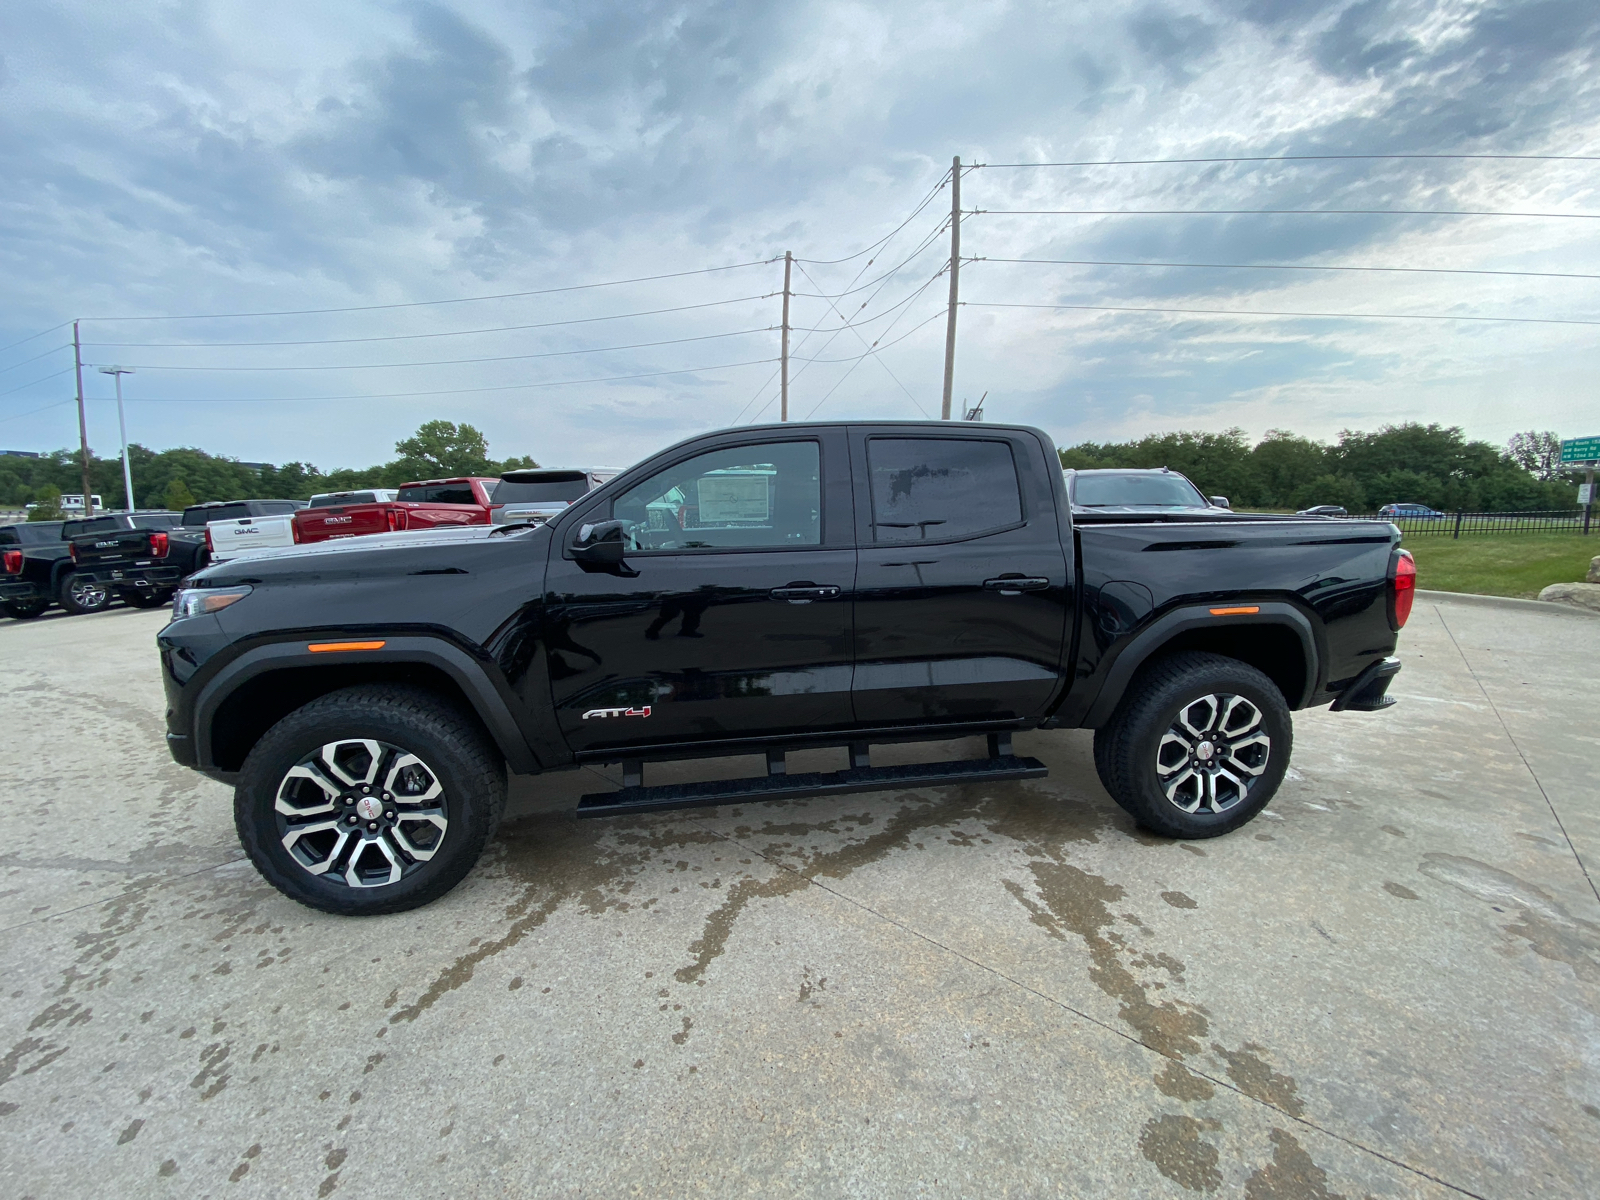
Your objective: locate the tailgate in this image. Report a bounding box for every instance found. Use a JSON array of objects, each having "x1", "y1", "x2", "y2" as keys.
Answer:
[
  {"x1": 208, "y1": 515, "x2": 295, "y2": 551},
  {"x1": 295, "y1": 504, "x2": 393, "y2": 541},
  {"x1": 71, "y1": 529, "x2": 153, "y2": 567}
]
